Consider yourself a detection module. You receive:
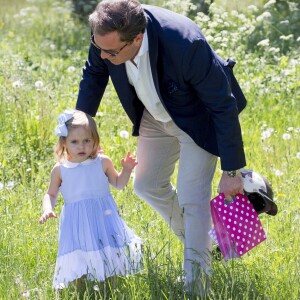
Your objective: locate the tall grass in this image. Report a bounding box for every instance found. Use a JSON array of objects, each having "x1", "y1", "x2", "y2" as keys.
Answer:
[{"x1": 0, "y1": 0, "x2": 299, "y2": 299}]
